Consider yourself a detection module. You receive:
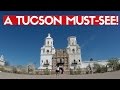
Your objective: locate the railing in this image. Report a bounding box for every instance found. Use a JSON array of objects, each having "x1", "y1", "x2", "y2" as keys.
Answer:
[
  {"x1": 71, "y1": 62, "x2": 77, "y2": 66},
  {"x1": 43, "y1": 63, "x2": 49, "y2": 67},
  {"x1": 57, "y1": 62, "x2": 64, "y2": 66}
]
